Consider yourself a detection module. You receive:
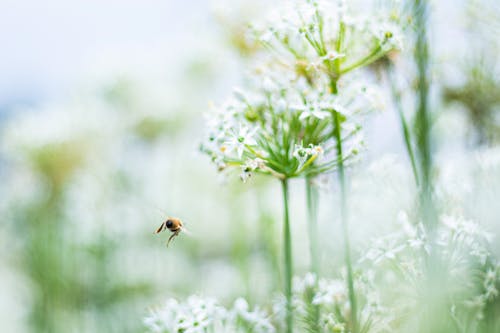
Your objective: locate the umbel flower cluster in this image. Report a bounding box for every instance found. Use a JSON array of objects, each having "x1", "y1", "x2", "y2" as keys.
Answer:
[
  {"x1": 144, "y1": 295, "x2": 275, "y2": 333},
  {"x1": 201, "y1": 0, "x2": 403, "y2": 182},
  {"x1": 201, "y1": 75, "x2": 371, "y2": 182},
  {"x1": 361, "y1": 212, "x2": 500, "y2": 324},
  {"x1": 284, "y1": 272, "x2": 391, "y2": 333}
]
